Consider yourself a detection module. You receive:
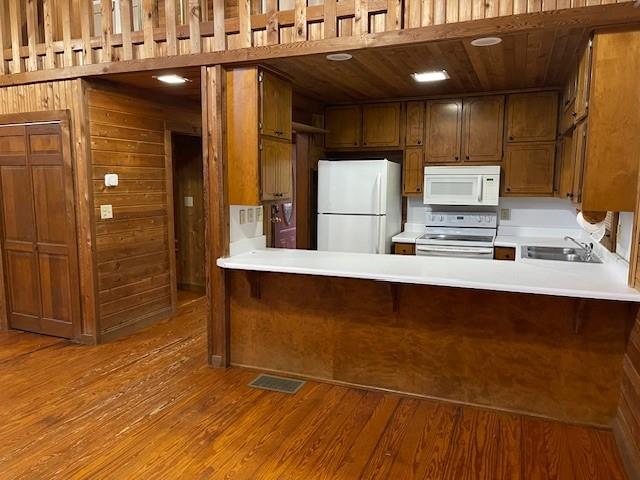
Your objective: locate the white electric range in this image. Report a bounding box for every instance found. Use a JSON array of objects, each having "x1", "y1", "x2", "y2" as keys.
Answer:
[{"x1": 415, "y1": 211, "x2": 498, "y2": 259}]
